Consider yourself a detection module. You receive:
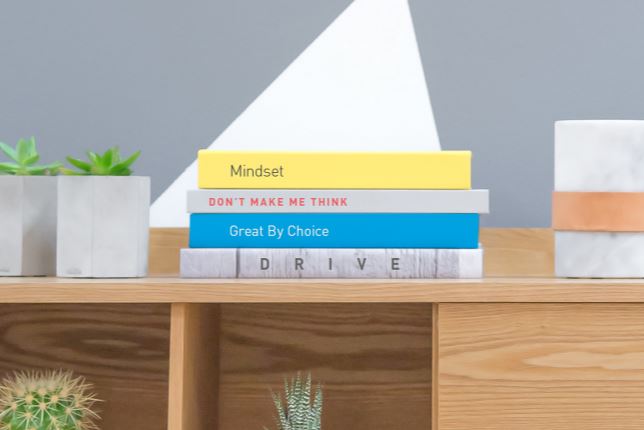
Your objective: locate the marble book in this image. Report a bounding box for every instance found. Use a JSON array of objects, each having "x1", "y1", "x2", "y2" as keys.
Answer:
[{"x1": 180, "y1": 247, "x2": 483, "y2": 279}]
